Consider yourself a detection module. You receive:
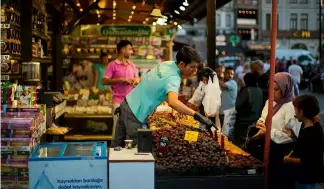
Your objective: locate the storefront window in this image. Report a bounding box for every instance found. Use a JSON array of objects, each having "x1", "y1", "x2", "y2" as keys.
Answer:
[{"x1": 290, "y1": 13, "x2": 298, "y2": 30}]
